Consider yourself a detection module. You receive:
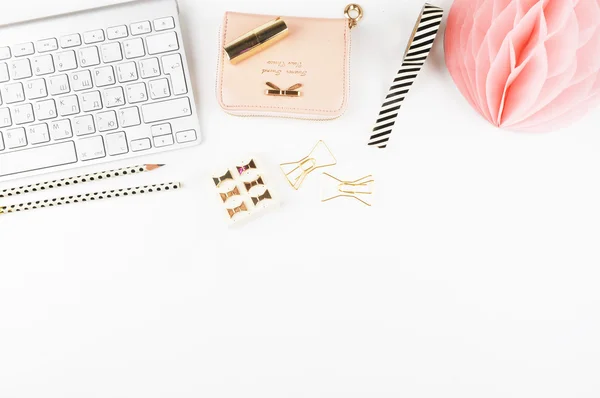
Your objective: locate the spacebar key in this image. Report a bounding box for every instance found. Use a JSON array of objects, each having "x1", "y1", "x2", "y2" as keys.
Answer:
[
  {"x1": 0, "y1": 141, "x2": 77, "y2": 177},
  {"x1": 142, "y1": 97, "x2": 192, "y2": 123}
]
